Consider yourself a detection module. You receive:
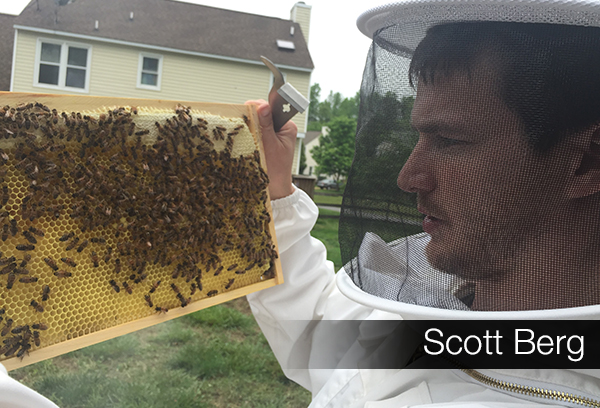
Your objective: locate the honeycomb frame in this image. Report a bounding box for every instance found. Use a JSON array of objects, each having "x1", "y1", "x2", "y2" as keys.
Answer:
[{"x1": 0, "y1": 92, "x2": 283, "y2": 371}]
